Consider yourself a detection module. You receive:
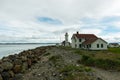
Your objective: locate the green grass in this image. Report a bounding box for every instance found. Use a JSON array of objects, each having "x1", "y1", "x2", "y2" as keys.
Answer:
[
  {"x1": 49, "y1": 55, "x2": 62, "y2": 63},
  {"x1": 72, "y1": 47, "x2": 120, "y2": 71},
  {"x1": 108, "y1": 48, "x2": 120, "y2": 54},
  {"x1": 58, "y1": 46, "x2": 120, "y2": 70},
  {"x1": 59, "y1": 64, "x2": 93, "y2": 80},
  {"x1": 60, "y1": 65, "x2": 91, "y2": 73}
]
